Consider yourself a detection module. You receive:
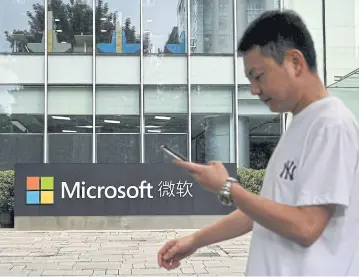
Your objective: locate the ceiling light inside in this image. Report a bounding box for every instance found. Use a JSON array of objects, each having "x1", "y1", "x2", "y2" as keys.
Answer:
[
  {"x1": 147, "y1": 129, "x2": 161, "y2": 133},
  {"x1": 62, "y1": 130, "x2": 77, "y2": 133},
  {"x1": 104, "y1": 119, "x2": 121, "y2": 124},
  {"x1": 55, "y1": 18, "x2": 60, "y2": 22},
  {"x1": 101, "y1": 29, "x2": 107, "y2": 33},
  {"x1": 155, "y1": 116, "x2": 171, "y2": 120},
  {"x1": 52, "y1": 116, "x2": 70, "y2": 120},
  {"x1": 145, "y1": 125, "x2": 161, "y2": 128},
  {"x1": 76, "y1": 125, "x2": 103, "y2": 128},
  {"x1": 56, "y1": 30, "x2": 63, "y2": 32}
]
